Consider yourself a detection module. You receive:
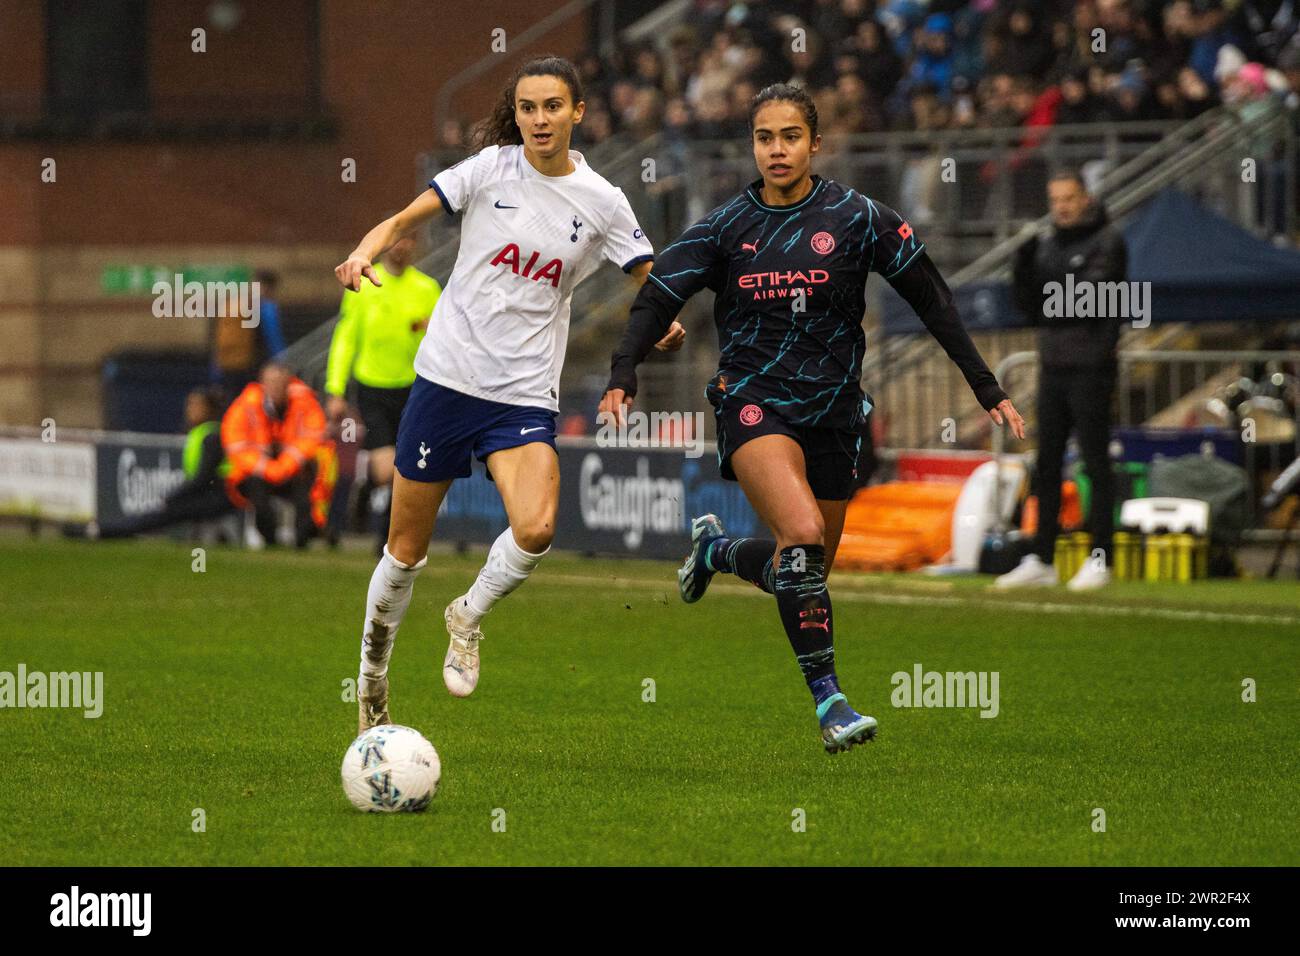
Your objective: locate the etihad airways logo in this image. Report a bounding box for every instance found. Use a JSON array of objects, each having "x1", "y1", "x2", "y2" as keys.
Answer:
[{"x1": 737, "y1": 269, "x2": 829, "y2": 301}]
